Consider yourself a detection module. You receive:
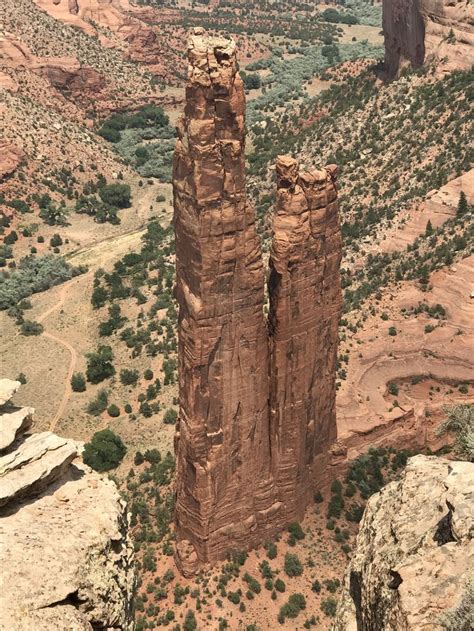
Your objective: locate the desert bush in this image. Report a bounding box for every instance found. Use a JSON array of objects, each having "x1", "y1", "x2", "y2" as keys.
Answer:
[
  {"x1": 71, "y1": 372, "x2": 87, "y2": 392},
  {"x1": 86, "y1": 389, "x2": 108, "y2": 416},
  {"x1": 86, "y1": 345, "x2": 115, "y2": 383},
  {"x1": 83, "y1": 429, "x2": 126, "y2": 472},
  {"x1": 20, "y1": 320, "x2": 43, "y2": 336},
  {"x1": 163, "y1": 408, "x2": 178, "y2": 425},
  {"x1": 284, "y1": 553, "x2": 303, "y2": 577}
]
